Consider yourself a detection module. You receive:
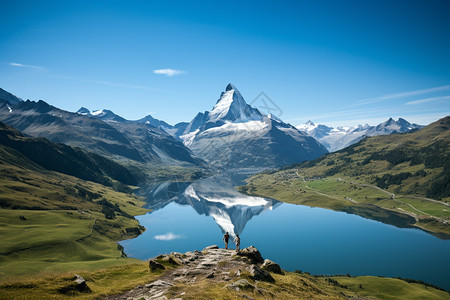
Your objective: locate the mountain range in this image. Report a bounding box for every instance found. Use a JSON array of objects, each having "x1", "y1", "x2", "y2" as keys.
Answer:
[
  {"x1": 297, "y1": 118, "x2": 423, "y2": 152},
  {"x1": 0, "y1": 85, "x2": 427, "y2": 174},
  {"x1": 172, "y1": 84, "x2": 328, "y2": 170},
  {"x1": 0, "y1": 88, "x2": 205, "y2": 181}
]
